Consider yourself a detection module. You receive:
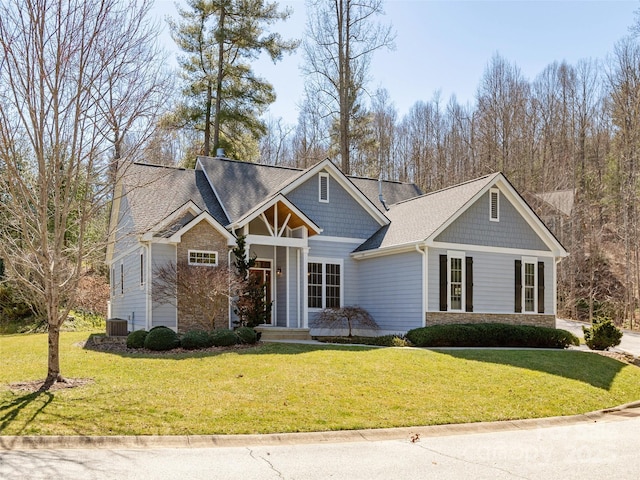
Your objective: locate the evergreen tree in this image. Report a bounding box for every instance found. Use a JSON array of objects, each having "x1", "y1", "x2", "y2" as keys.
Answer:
[{"x1": 168, "y1": 0, "x2": 298, "y2": 158}]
